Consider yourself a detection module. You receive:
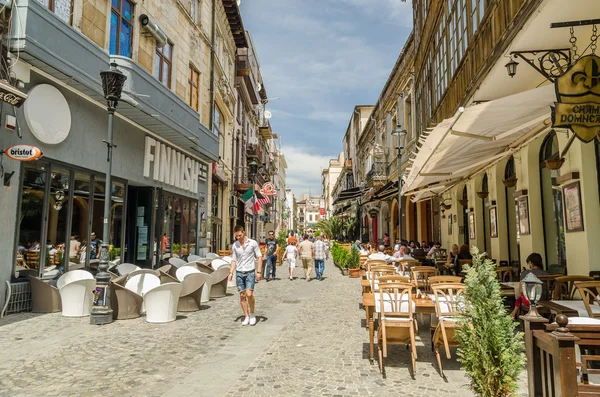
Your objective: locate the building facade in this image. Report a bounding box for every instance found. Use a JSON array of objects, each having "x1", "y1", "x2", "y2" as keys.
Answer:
[
  {"x1": 322, "y1": 153, "x2": 344, "y2": 220},
  {"x1": 1, "y1": 0, "x2": 234, "y2": 307}
]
